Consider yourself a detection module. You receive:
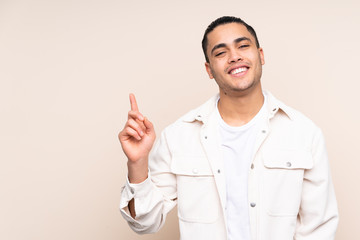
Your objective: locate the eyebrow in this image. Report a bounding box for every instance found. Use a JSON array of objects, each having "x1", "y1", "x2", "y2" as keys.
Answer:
[{"x1": 210, "y1": 37, "x2": 252, "y2": 55}]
